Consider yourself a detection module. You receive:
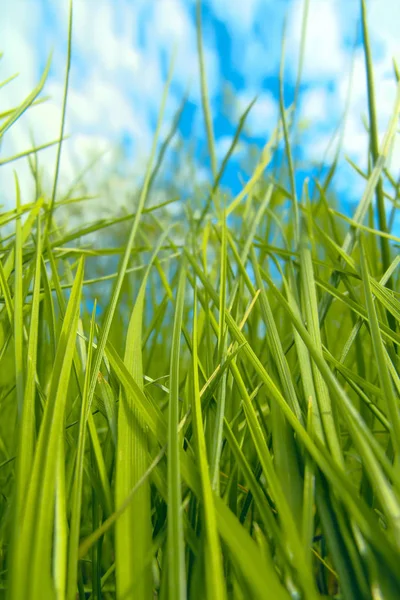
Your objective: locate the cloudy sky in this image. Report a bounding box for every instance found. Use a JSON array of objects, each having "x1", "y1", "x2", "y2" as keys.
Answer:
[{"x1": 0, "y1": 0, "x2": 399, "y2": 216}]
